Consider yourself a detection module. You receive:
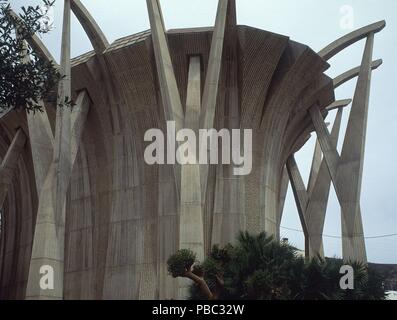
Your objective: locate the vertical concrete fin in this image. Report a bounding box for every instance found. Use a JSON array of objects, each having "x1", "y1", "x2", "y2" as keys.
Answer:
[
  {"x1": 337, "y1": 33, "x2": 375, "y2": 263},
  {"x1": 155, "y1": 0, "x2": 166, "y2": 30},
  {"x1": 201, "y1": 0, "x2": 232, "y2": 130},
  {"x1": 339, "y1": 33, "x2": 374, "y2": 211},
  {"x1": 147, "y1": 0, "x2": 184, "y2": 196},
  {"x1": 26, "y1": 0, "x2": 72, "y2": 300},
  {"x1": 0, "y1": 129, "x2": 27, "y2": 207},
  {"x1": 185, "y1": 57, "x2": 202, "y2": 133},
  {"x1": 71, "y1": 90, "x2": 91, "y2": 166},
  {"x1": 53, "y1": 0, "x2": 72, "y2": 212},
  {"x1": 71, "y1": 0, "x2": 109, "y2": 54},
  {"x1": 199, "y1": 0, "x2": 233, "y2": 199},
  {"x1": 311, "y1": 33, "x2": 376, "y2": 263},
  {"x1": 179, "y1": 57, "x2": 204, "y2": 298}
]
